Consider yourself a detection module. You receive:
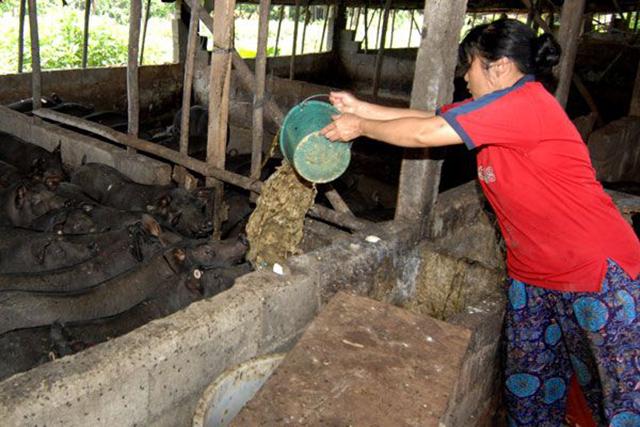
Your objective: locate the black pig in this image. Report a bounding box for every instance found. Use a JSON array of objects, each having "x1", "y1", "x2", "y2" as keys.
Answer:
[{"x1": 71, "y1": 163, "x2": 213, "y2": 237}]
